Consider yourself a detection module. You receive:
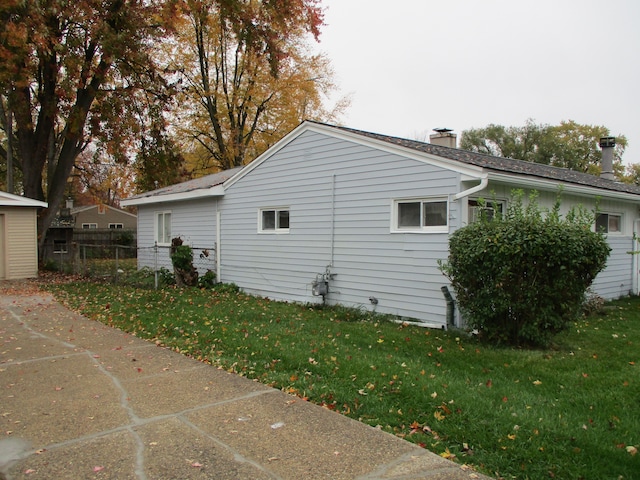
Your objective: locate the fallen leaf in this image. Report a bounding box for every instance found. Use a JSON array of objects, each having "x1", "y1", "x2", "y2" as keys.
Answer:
[
  {"x1": 439, "y1": 448, "x2": 455, "y2": 460},
  {"x1": 533, "y1": 380, "x2": 542, "y2": 386},
  {"x1": 626, "y1": 445, "x2": 638, "y2": 456}
]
